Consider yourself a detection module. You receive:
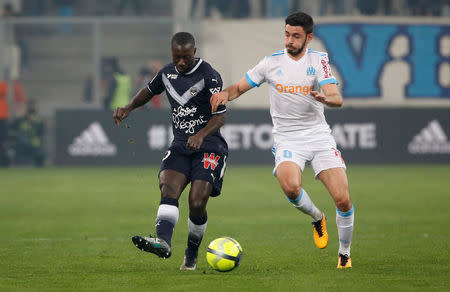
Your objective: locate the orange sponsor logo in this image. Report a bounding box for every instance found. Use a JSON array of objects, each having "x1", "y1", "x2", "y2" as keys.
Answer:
[{"x1": 275, "y1": 84, "x2": 314, "y2": 95}]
